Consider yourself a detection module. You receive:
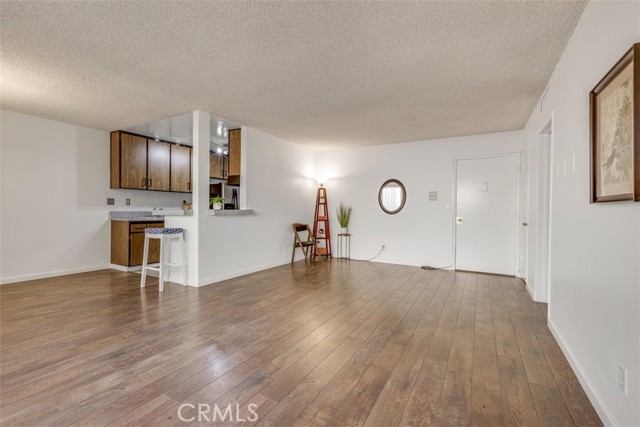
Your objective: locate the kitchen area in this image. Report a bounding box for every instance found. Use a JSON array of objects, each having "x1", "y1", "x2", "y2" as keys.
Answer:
[{"x1": 108, "y1": 112, "x2": 251, "y2": 279}]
